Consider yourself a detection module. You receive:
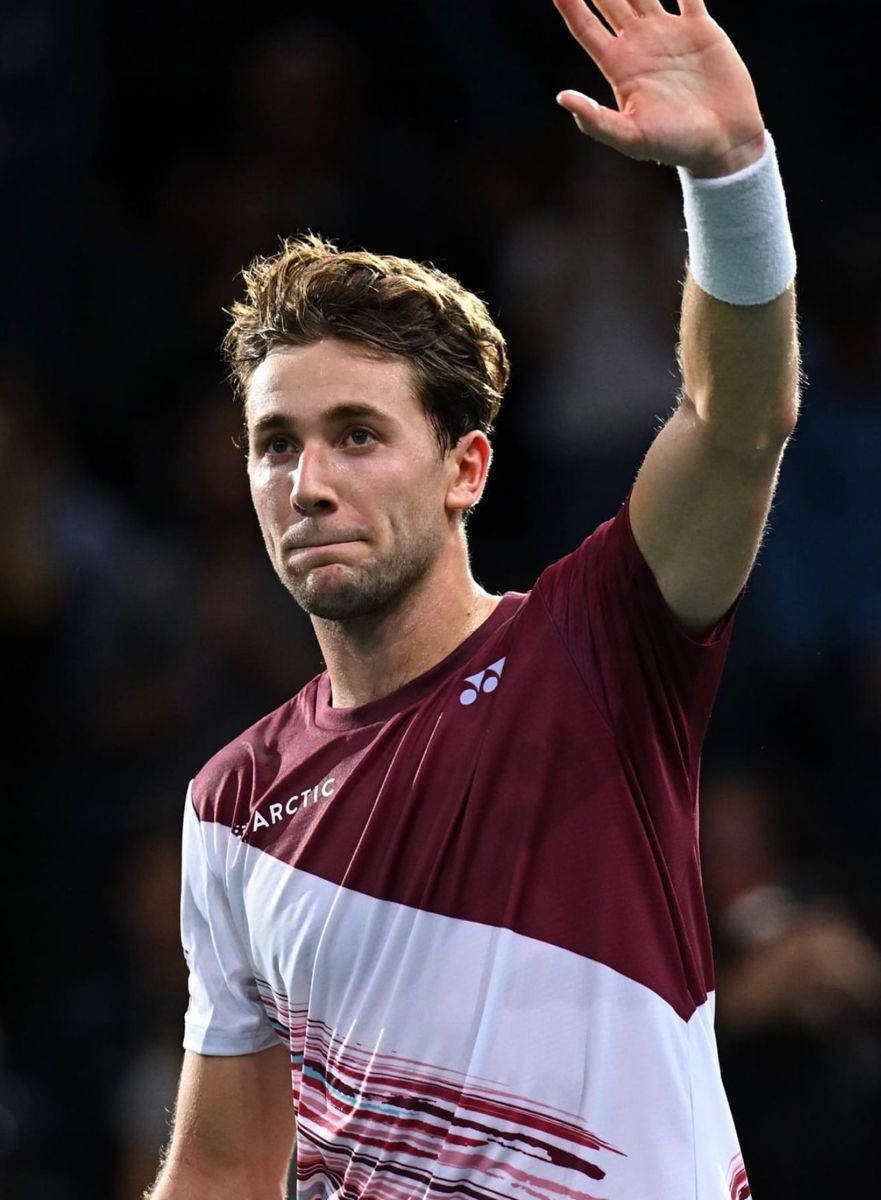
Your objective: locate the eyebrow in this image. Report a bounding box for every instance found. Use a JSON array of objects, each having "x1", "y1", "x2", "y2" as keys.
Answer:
[{"x1": 249, "y1": 402, "x2": 392, "y2": 441}]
